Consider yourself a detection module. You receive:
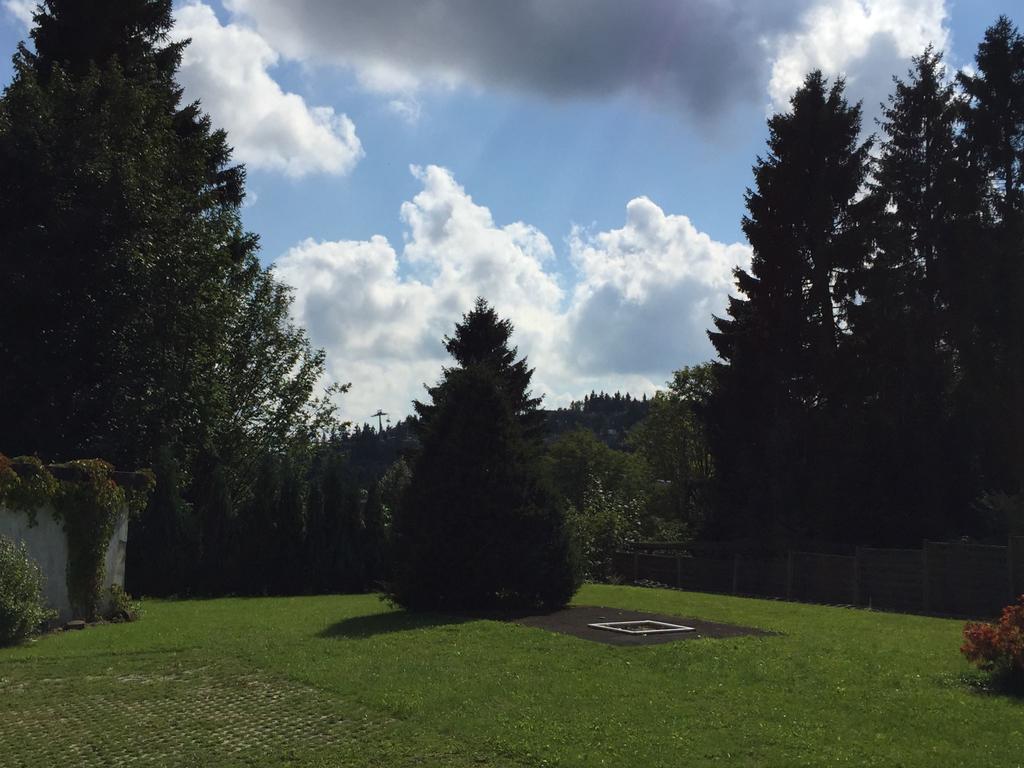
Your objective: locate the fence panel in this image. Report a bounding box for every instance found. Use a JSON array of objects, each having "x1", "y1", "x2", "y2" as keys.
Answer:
[
  {"x1": 612, "y1": 539, "x2": 1020, "y2": 617},
  {"x1": 925, "y1": 541, "x2": 1009, "y2": 618},
  {"x1": 1012, "y1": 537, "x2": 1024, "y2": 599},
  {"x1": 734, "y1": 557, "x2": 788, "y2": 599},
  {"x1": 790, "y1": 551, "x2": 857, "y2": 605},
  {"x1": 857, "y1": 548, "x2": 923, "y2": 612},
  {"x1": 635, "y1": 552, "x2": 677, "y2": 586},
  {"x1": 684, "y1": 556, "x2": 734, "y2": 594}
]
